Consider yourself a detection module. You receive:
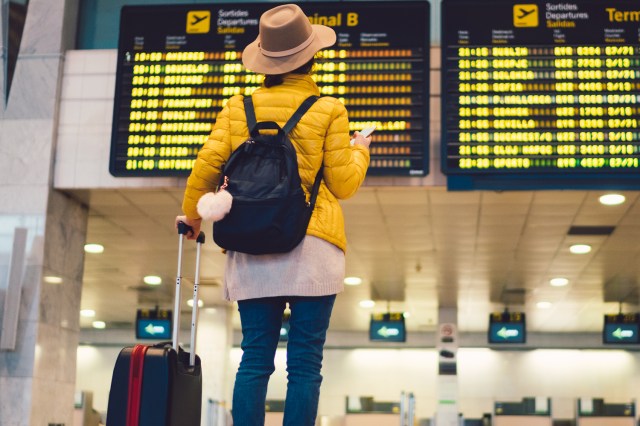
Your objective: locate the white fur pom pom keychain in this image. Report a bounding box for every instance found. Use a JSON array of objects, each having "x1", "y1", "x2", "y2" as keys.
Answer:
[{"x1": 197, "y1": 177, "x2": 233, "y2": 222}]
